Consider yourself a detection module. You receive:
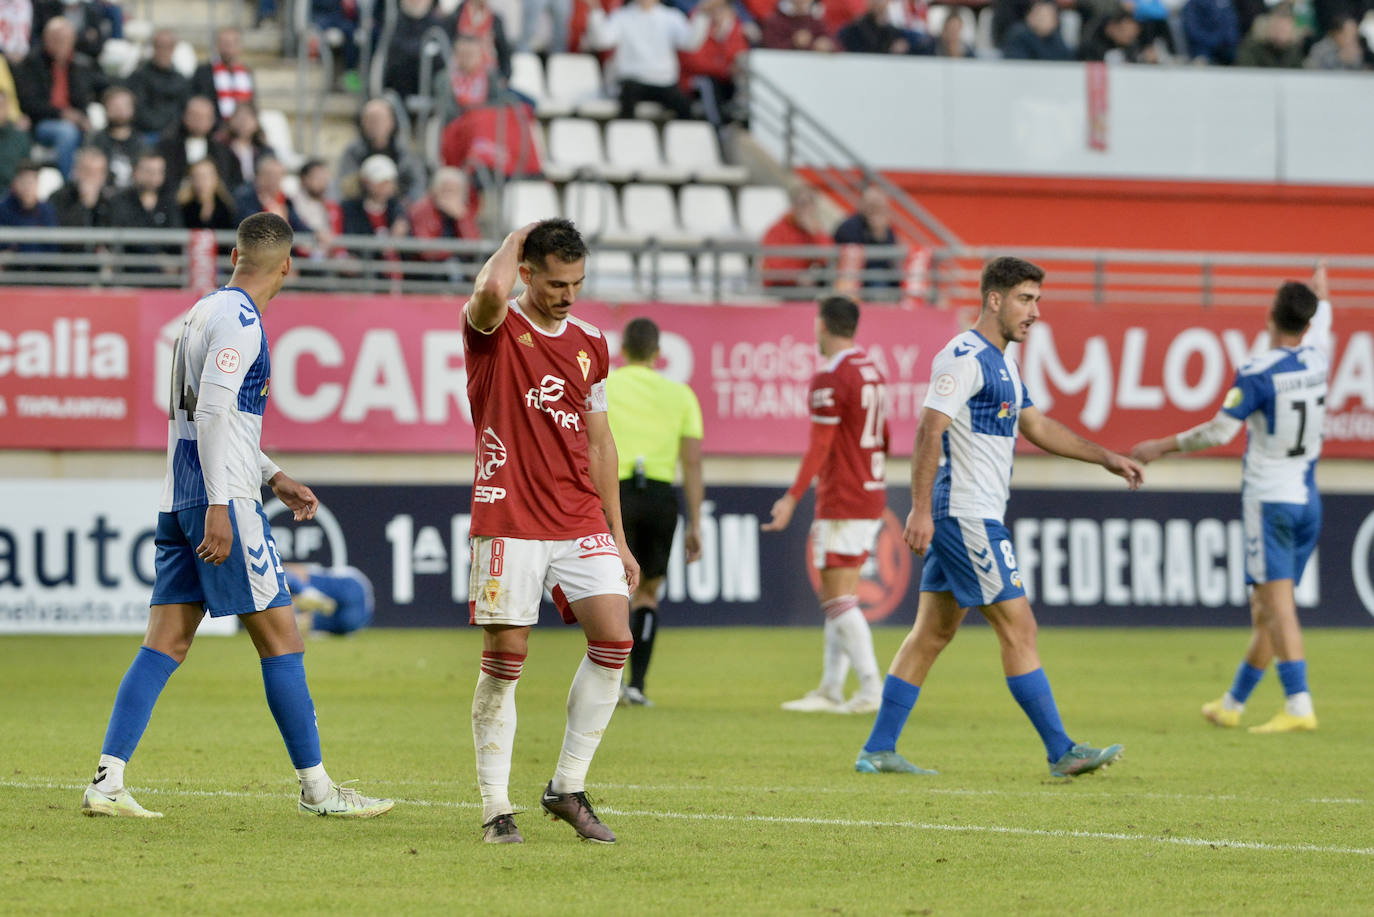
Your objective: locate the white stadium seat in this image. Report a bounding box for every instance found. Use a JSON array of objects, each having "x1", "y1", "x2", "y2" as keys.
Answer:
[
  {"x1": 679, "y1": 184, "x2": 742, "y2": 241},
  {"x1": 509, "y1": 52, "x2": 551, "y2": 110},
  {"x1": 544, "y1": 54, "x2": 618, "y2": 120},
  {"x1": 563, "y1": 181, "x2": 634, "y2": 243},
  {"x1": 585, "y1": 249, "x2": 638, "y2": 297},
  {"x1": 663, "y1": 121, "x2": 748, "y2": 185},
  {"x1": 502, "y1": 179, "x2": 561, "y2": 232},
  {"x1": 605, "y1": 119, "x2": 689, "y2": 184},
  {"x1": 620, "y1": 182, "x2": 697, "y2": 245},
  {"x1": 544, "y1": 117, "x2": 626, "y2": 182},
  {"x1": 639, "y1": 250, "x2": 696, "y2": 296},
  {"x1": 736, "y1": 185, "x2": 792, "y2": 239}
]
